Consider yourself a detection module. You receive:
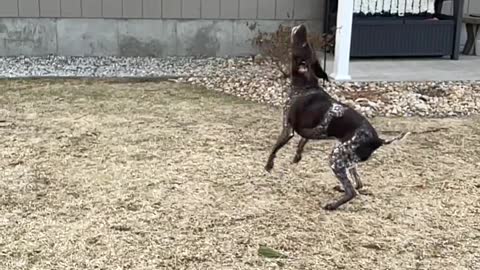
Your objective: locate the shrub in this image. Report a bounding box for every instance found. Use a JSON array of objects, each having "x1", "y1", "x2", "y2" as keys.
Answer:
[{"x1": 251, "y1": 24, "x2": 335, "y2": 78}]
